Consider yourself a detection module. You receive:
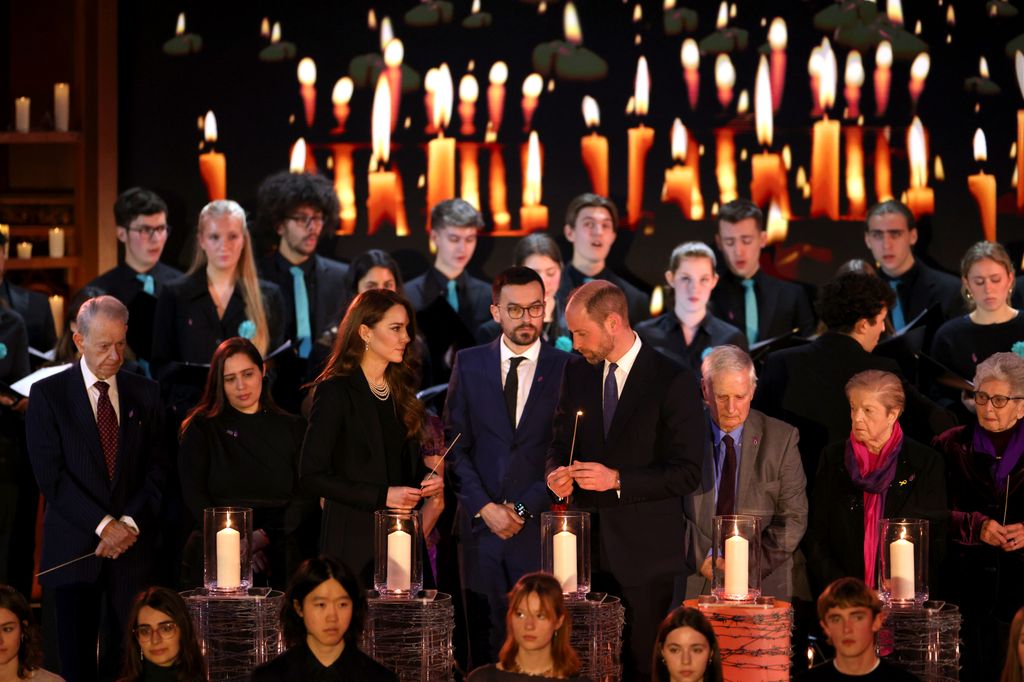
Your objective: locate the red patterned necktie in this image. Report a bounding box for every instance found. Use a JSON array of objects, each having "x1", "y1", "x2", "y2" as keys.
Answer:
[{"x1": 94, "y1": 381, "x2": 118, "y2": 481}]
